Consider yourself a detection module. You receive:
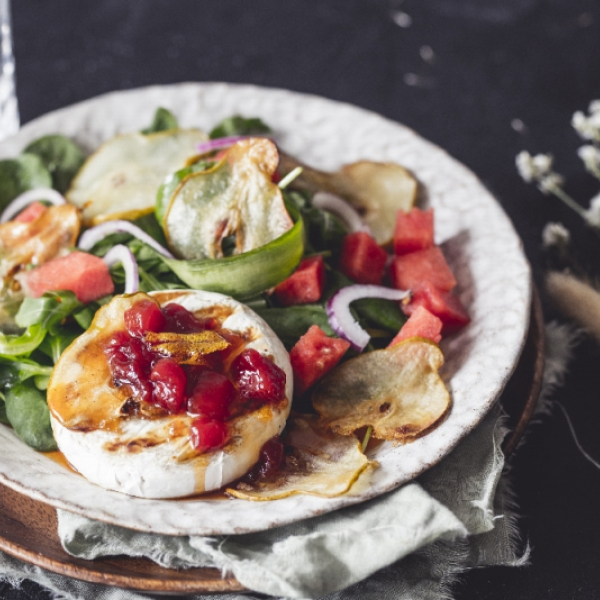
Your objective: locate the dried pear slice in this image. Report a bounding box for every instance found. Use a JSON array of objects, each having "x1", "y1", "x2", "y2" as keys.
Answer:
[
  {"x1": 312, "y1": 338, "x2": 450, "y2": 443},
  {"x1": 278, "y1": 153, "x2": 417, "y2": 245},
  {"x1": 163, "y1": 138, "x2": 293, "y2": 260},
  {"x1": 67, "y1": 129, "x2": 207, "y2": 225},
  {"x1": 227, "y1": 414, "x2": 372, "y2": 500}
]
